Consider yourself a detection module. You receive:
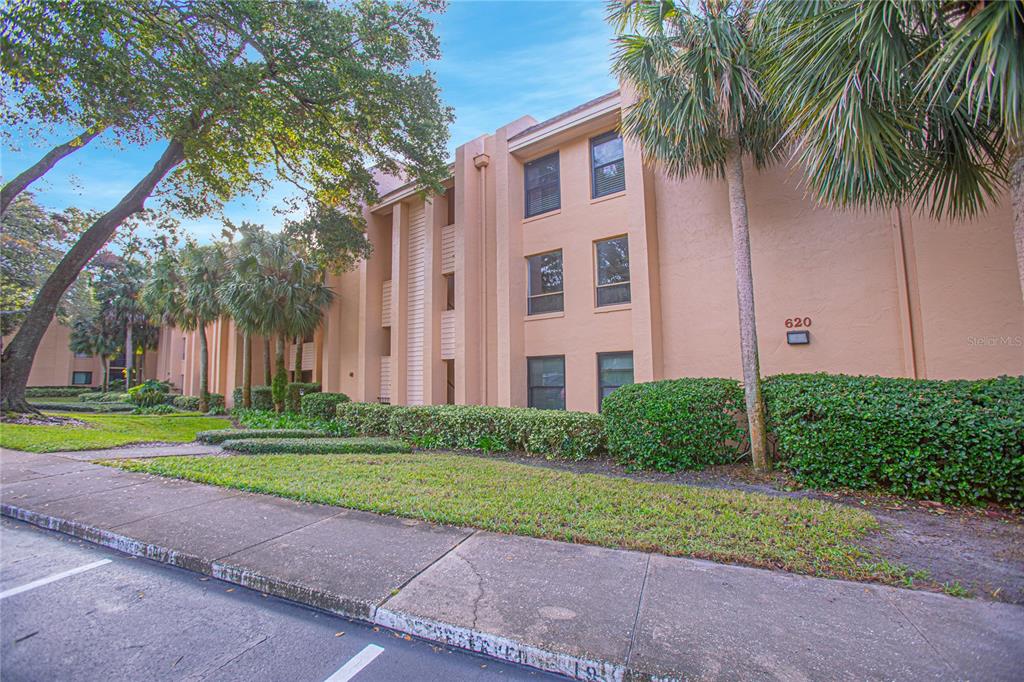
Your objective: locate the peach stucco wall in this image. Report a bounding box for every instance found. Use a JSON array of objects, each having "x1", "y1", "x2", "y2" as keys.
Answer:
[
  {"x1": 4, "y1": 319, "x2": 104, "y2": 387},
  {"x1": 170, "y1": 91, "x2": 1023, "y2": 411}
]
